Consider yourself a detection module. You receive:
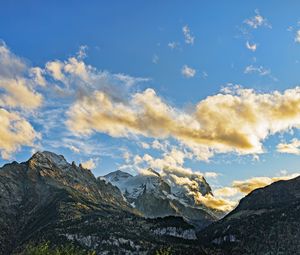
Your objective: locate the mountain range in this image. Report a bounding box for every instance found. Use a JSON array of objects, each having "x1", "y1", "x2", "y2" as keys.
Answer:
[
  {"x1": 103, "y1": 169, "x2": 219, "y2": 229},
  {"x1": 0, "y1": 151, "x2": 299, "y2": 254}
]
